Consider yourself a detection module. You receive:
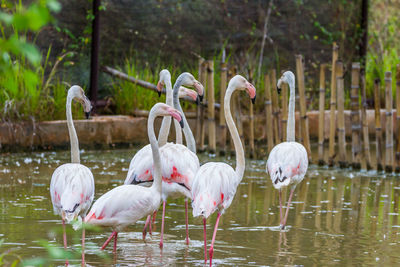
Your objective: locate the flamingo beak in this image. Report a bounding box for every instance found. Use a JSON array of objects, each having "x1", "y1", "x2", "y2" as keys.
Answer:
[
  {"x1": 196, "y1": 95, "x2": 200, "y2": 105},
  {"x1": 156, "y1": 81, "x2": 163, "y2": 97},
  {"x1": 193, "y1": 80, "x2": 204, "y2": 102},
  {"x1": 245, "y1": 81, "x2": 256, "y2": 104},
  {"x1": 167, "y1": 107, "x2": 184, "y2": 128},
  {"x1": 85, "y1": 112, "x2": 90, "y2": 119},
  {"x1": 277, "y1": 87, "x2": 282, "y2": 94}
]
